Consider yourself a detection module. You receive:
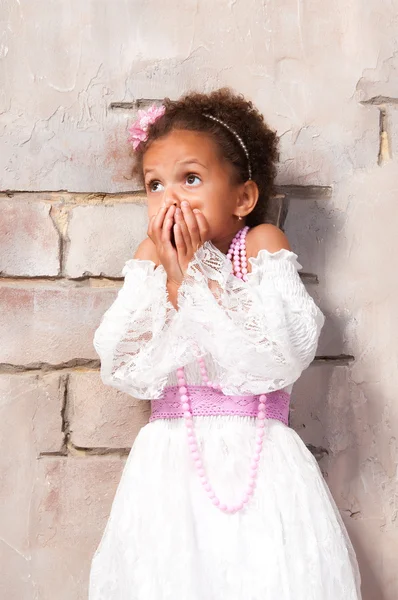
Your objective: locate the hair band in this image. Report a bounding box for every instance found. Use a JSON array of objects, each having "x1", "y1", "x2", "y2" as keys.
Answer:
[{"x1": 203, "y1": 113, "x2": 252, "y2": 180}]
